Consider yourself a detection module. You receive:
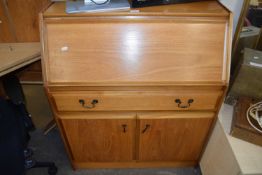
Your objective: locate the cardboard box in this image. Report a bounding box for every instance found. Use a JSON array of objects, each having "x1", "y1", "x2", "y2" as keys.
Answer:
[
  {"x1": 230, "y1": 48, "x2": 262, "y2": 99},
  {"x1": 231, "y1": 97, "x2": 262, "y2": 146}
]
